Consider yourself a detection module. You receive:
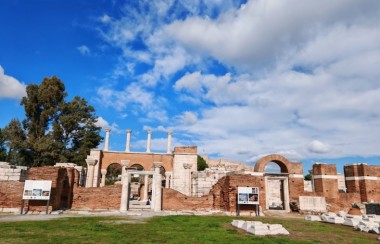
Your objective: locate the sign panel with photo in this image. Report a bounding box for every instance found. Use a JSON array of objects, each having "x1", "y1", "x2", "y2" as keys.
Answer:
[
  {"x1": 238, "y1": 187, "x2": 259, "y2": 205},
  {"x1": 23, "y1": 180, "x2": 52, "y2": 200}
]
